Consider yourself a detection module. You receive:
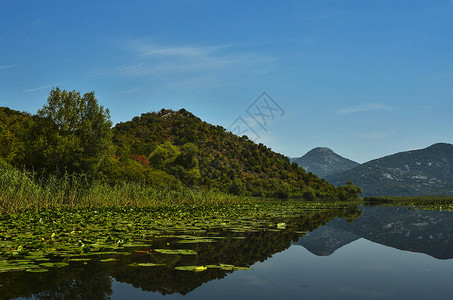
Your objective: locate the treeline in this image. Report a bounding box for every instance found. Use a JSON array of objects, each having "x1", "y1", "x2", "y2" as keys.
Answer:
[{"x1": 0, "y1": 88, "x2": 362, "y2": 202}]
